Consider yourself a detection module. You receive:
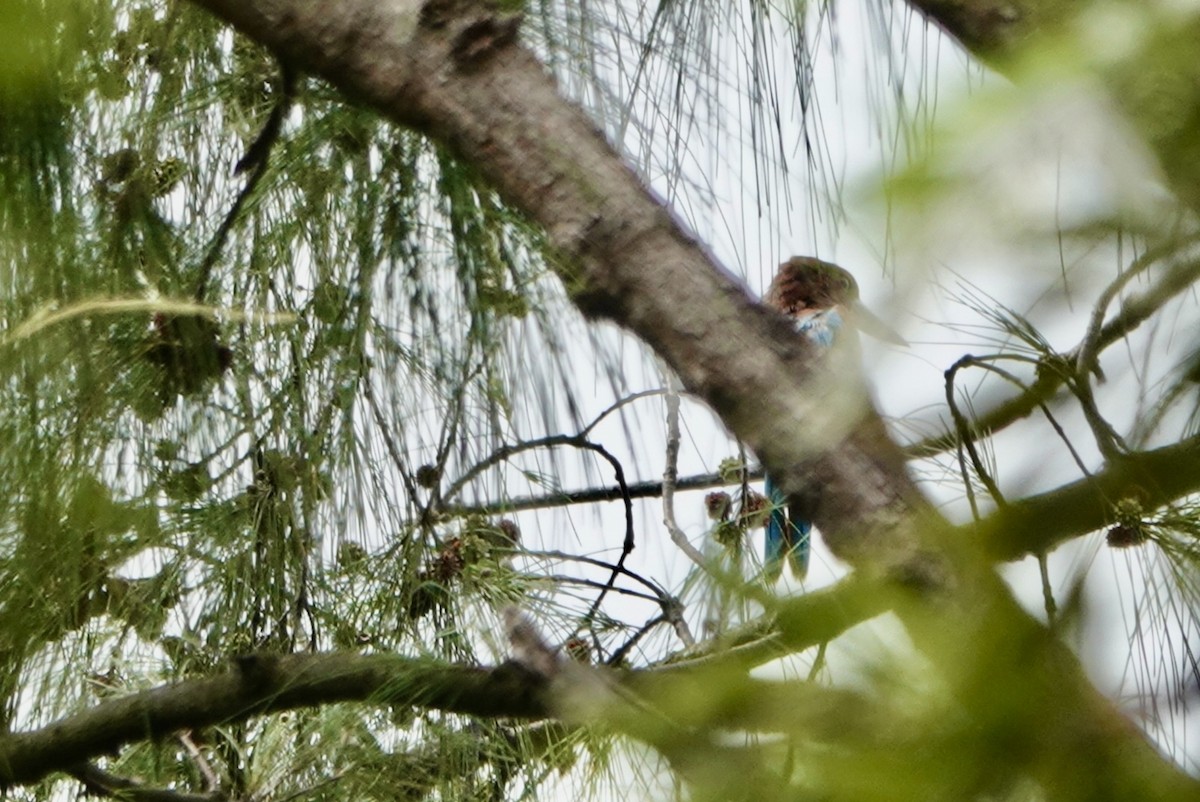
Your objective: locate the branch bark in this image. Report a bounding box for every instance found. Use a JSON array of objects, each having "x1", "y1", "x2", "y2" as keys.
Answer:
[
  {"x1": 980, "y1": 431, "x2": 1200, "y2": 559},
  {"x1": 0, "y1": 652, "x2": 550, "y2": 788}
]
